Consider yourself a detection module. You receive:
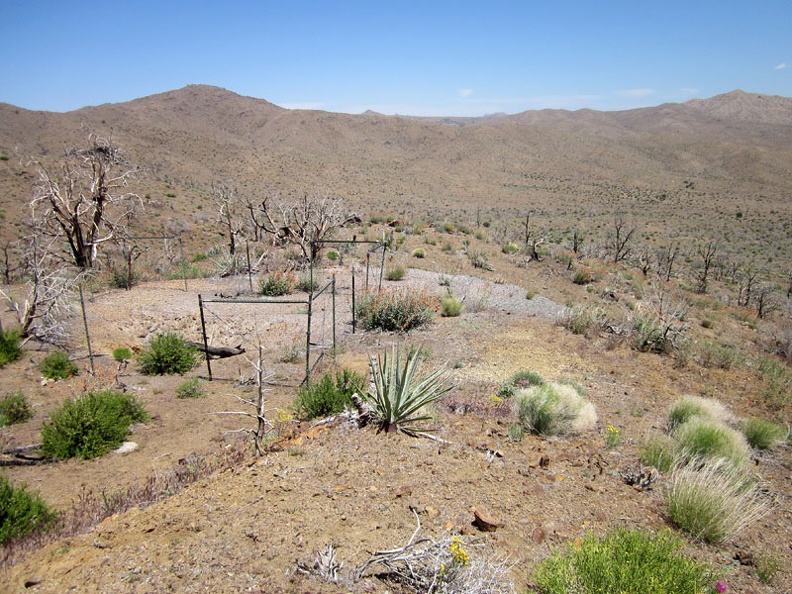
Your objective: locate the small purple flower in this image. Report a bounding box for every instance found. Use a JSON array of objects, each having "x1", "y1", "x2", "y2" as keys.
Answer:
[{"x1": 715, "y1": 581, "x2": 728, "y2": 593}]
